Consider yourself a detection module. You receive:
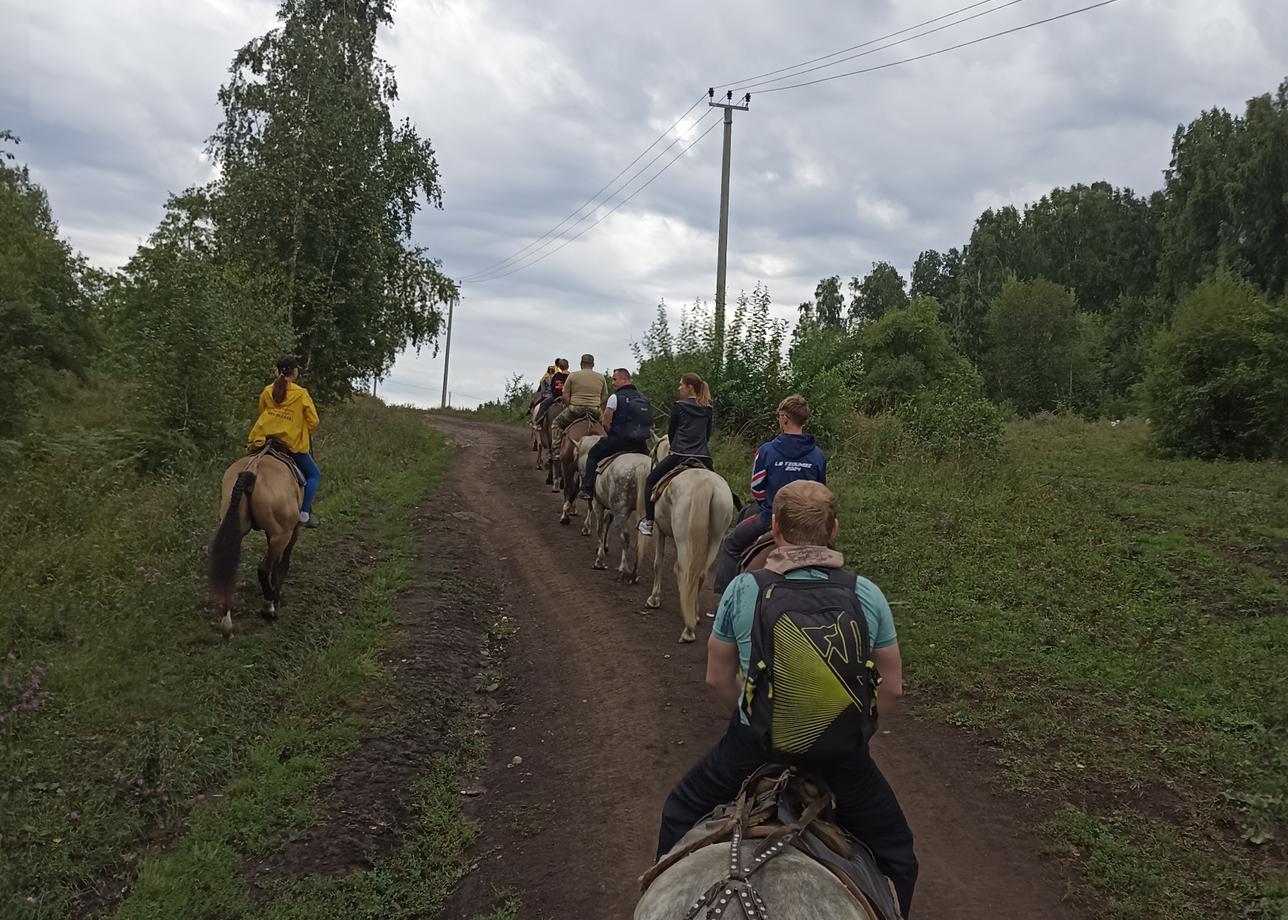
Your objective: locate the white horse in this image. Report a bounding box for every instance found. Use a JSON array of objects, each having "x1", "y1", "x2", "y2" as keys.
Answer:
[
  {"x1": 642, "y1": 437, "x2": 735, "y2": 642},
  {"x1": 636, "y1": 768, "x2": 901, "y2": 920},
  {"x1": 576, "y1": 436, "x2": 651, "y2": 582}
]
